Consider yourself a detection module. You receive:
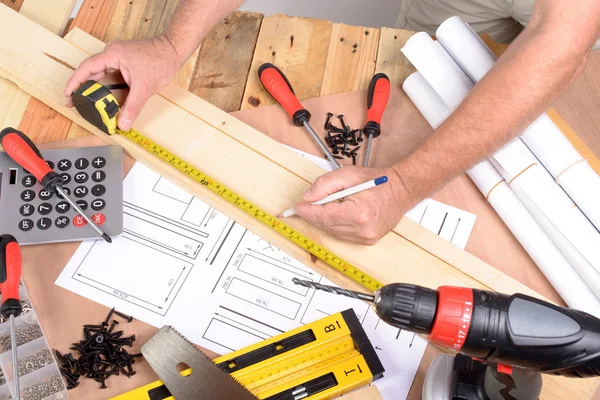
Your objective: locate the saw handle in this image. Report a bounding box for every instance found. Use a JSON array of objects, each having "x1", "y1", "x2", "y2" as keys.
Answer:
[
  {"x1": 363, "y1": 73, "x2": 390, "y2": 138},
  {"x1": 258, "y1": 63, "x2": 311, "y2": 127},
  {"x1": 0, "y1": 128, "x2": 62, "y2": 192},
  {"x1": 0, "y1": 235, "x2": 22, "y2": 319}
]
